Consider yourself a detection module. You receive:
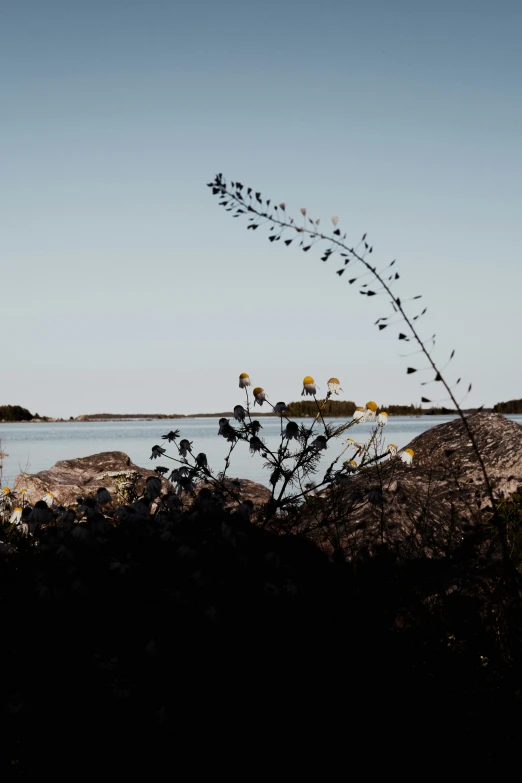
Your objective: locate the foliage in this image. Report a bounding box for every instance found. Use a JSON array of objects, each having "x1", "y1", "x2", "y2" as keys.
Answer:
[
  {"x1": 494, "y1": 398, "x2": 522, "y2": 414},
  {"x1": 0, "y1": 405, "x2": 33, "y2": 422}
]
